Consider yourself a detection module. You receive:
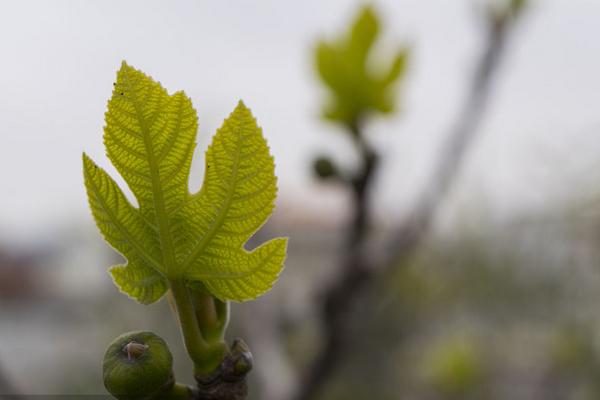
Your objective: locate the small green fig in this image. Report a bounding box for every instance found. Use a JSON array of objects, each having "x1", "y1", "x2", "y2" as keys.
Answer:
[{"x1": 103, "y1": 331, "x2": 174, "y2": 400}]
